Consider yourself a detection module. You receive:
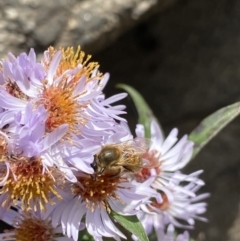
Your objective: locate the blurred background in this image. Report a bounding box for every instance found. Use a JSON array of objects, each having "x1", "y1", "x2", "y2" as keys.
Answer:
[{"x1": 1, "y1": 0, "x2": 240, "y2": 240}]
